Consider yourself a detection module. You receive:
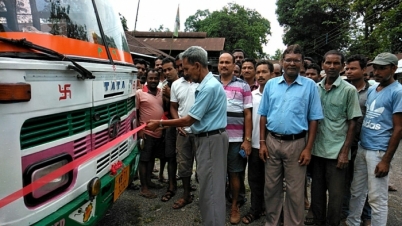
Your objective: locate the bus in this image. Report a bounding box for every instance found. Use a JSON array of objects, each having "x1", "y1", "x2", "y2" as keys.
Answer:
[{"x1": 0, "y1": 0, "x2": 140, "y2": 225}]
